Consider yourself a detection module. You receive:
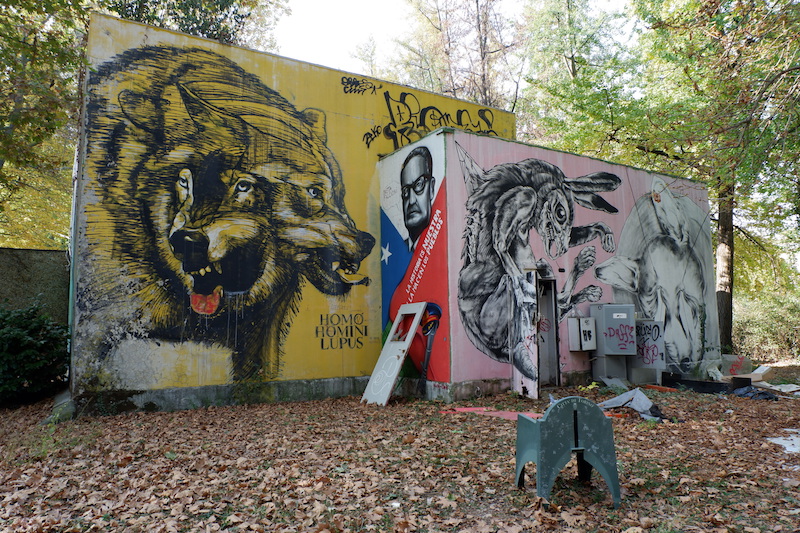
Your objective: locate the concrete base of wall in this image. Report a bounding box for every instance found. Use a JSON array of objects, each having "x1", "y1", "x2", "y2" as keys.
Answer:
[
  {"x1": 73, "y1": 376, "x2": 372, "y2": 416},
  {"x1": 395, "y1": 378, "x2": 511, "y2": 403},
  {"x1": 560, "y1": 371, "x2": 592, "y2": 387},
  {"x1": 70, "y1": 376, "x2": 517, "y2": 416}
]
